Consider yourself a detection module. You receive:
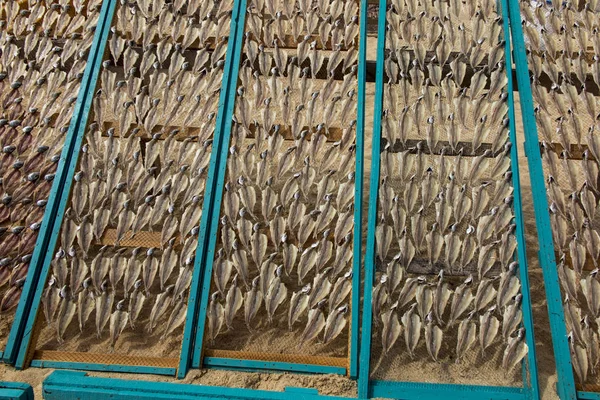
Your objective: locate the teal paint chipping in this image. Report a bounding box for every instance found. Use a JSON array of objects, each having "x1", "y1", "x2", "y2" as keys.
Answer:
[{"x1": 42, "y1": 371, "x2": 353, "y2": 400}]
